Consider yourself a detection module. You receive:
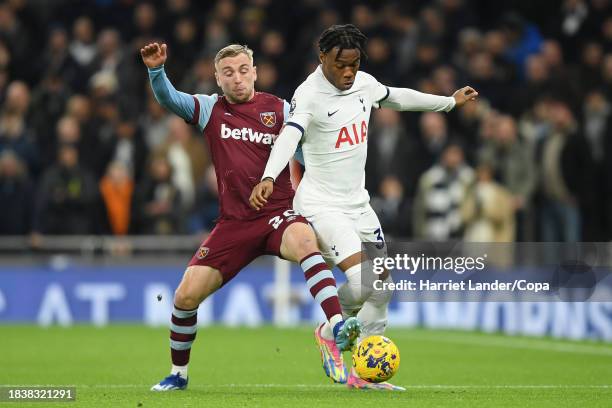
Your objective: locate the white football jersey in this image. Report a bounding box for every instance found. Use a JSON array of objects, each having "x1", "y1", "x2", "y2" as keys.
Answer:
[{"x1": 288, "y1": 66, "x2": 389, "y2": 216}]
